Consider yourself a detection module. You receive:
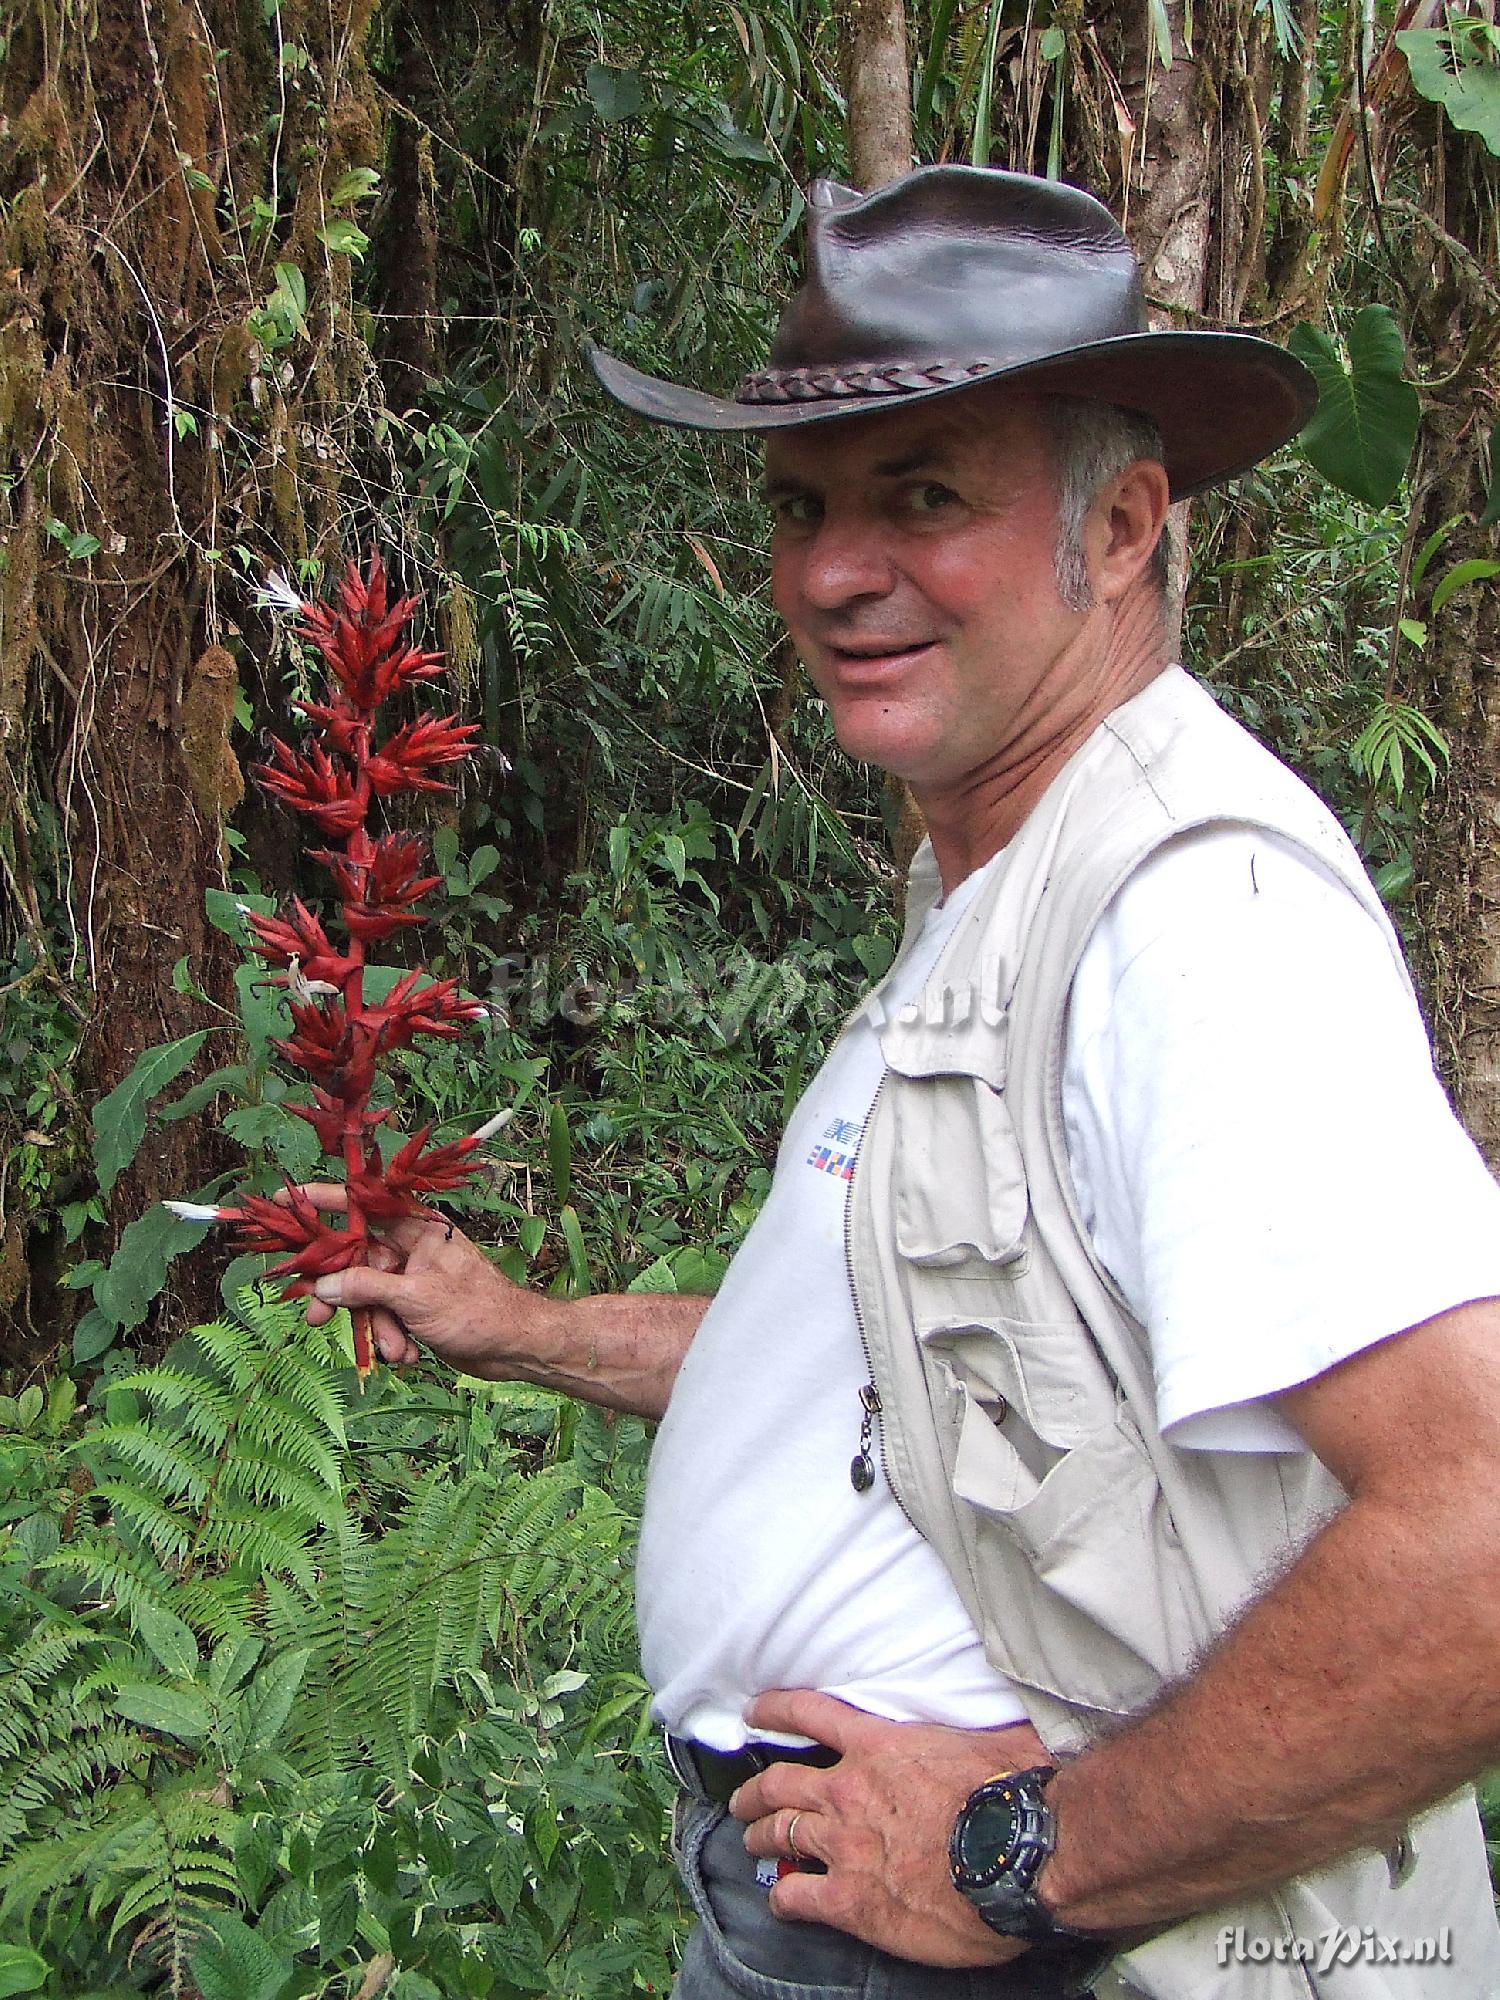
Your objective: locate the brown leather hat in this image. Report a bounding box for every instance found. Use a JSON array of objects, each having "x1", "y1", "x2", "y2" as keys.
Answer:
[{"x1": 587, "y1": 166, "x2": 1315, "y2": 500}]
